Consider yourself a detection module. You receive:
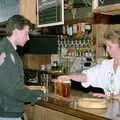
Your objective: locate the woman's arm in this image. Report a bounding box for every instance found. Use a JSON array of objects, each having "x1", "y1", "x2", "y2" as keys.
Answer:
[{"x1": 57, "y1": 73, "x2": 87, "y2": 82}]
